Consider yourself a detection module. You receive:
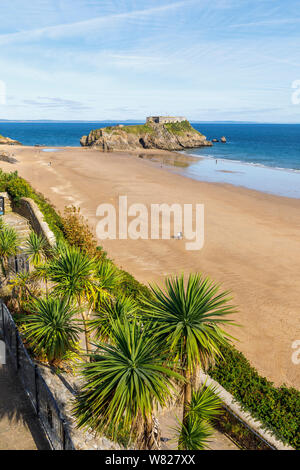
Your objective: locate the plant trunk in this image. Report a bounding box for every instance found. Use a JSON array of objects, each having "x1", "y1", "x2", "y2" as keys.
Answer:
[
  {"x1": 136, "y1": 415, "x2": 161, "y2": 450},
  {"x1": 183, "y1": 367, "x2": 192, "y2": 425},
  {"x1": 81, "y1": 311, "x2": 91, "y2": 355},
  {"x1": 191, "y1": 364, "x2": 201, "y2": 391},
  {"x1": 0, "y1": 257, "x2": 8, "y2": 281},
  {"x1": 24, "y1": 284, "x2": 39, "y2": 301}
]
